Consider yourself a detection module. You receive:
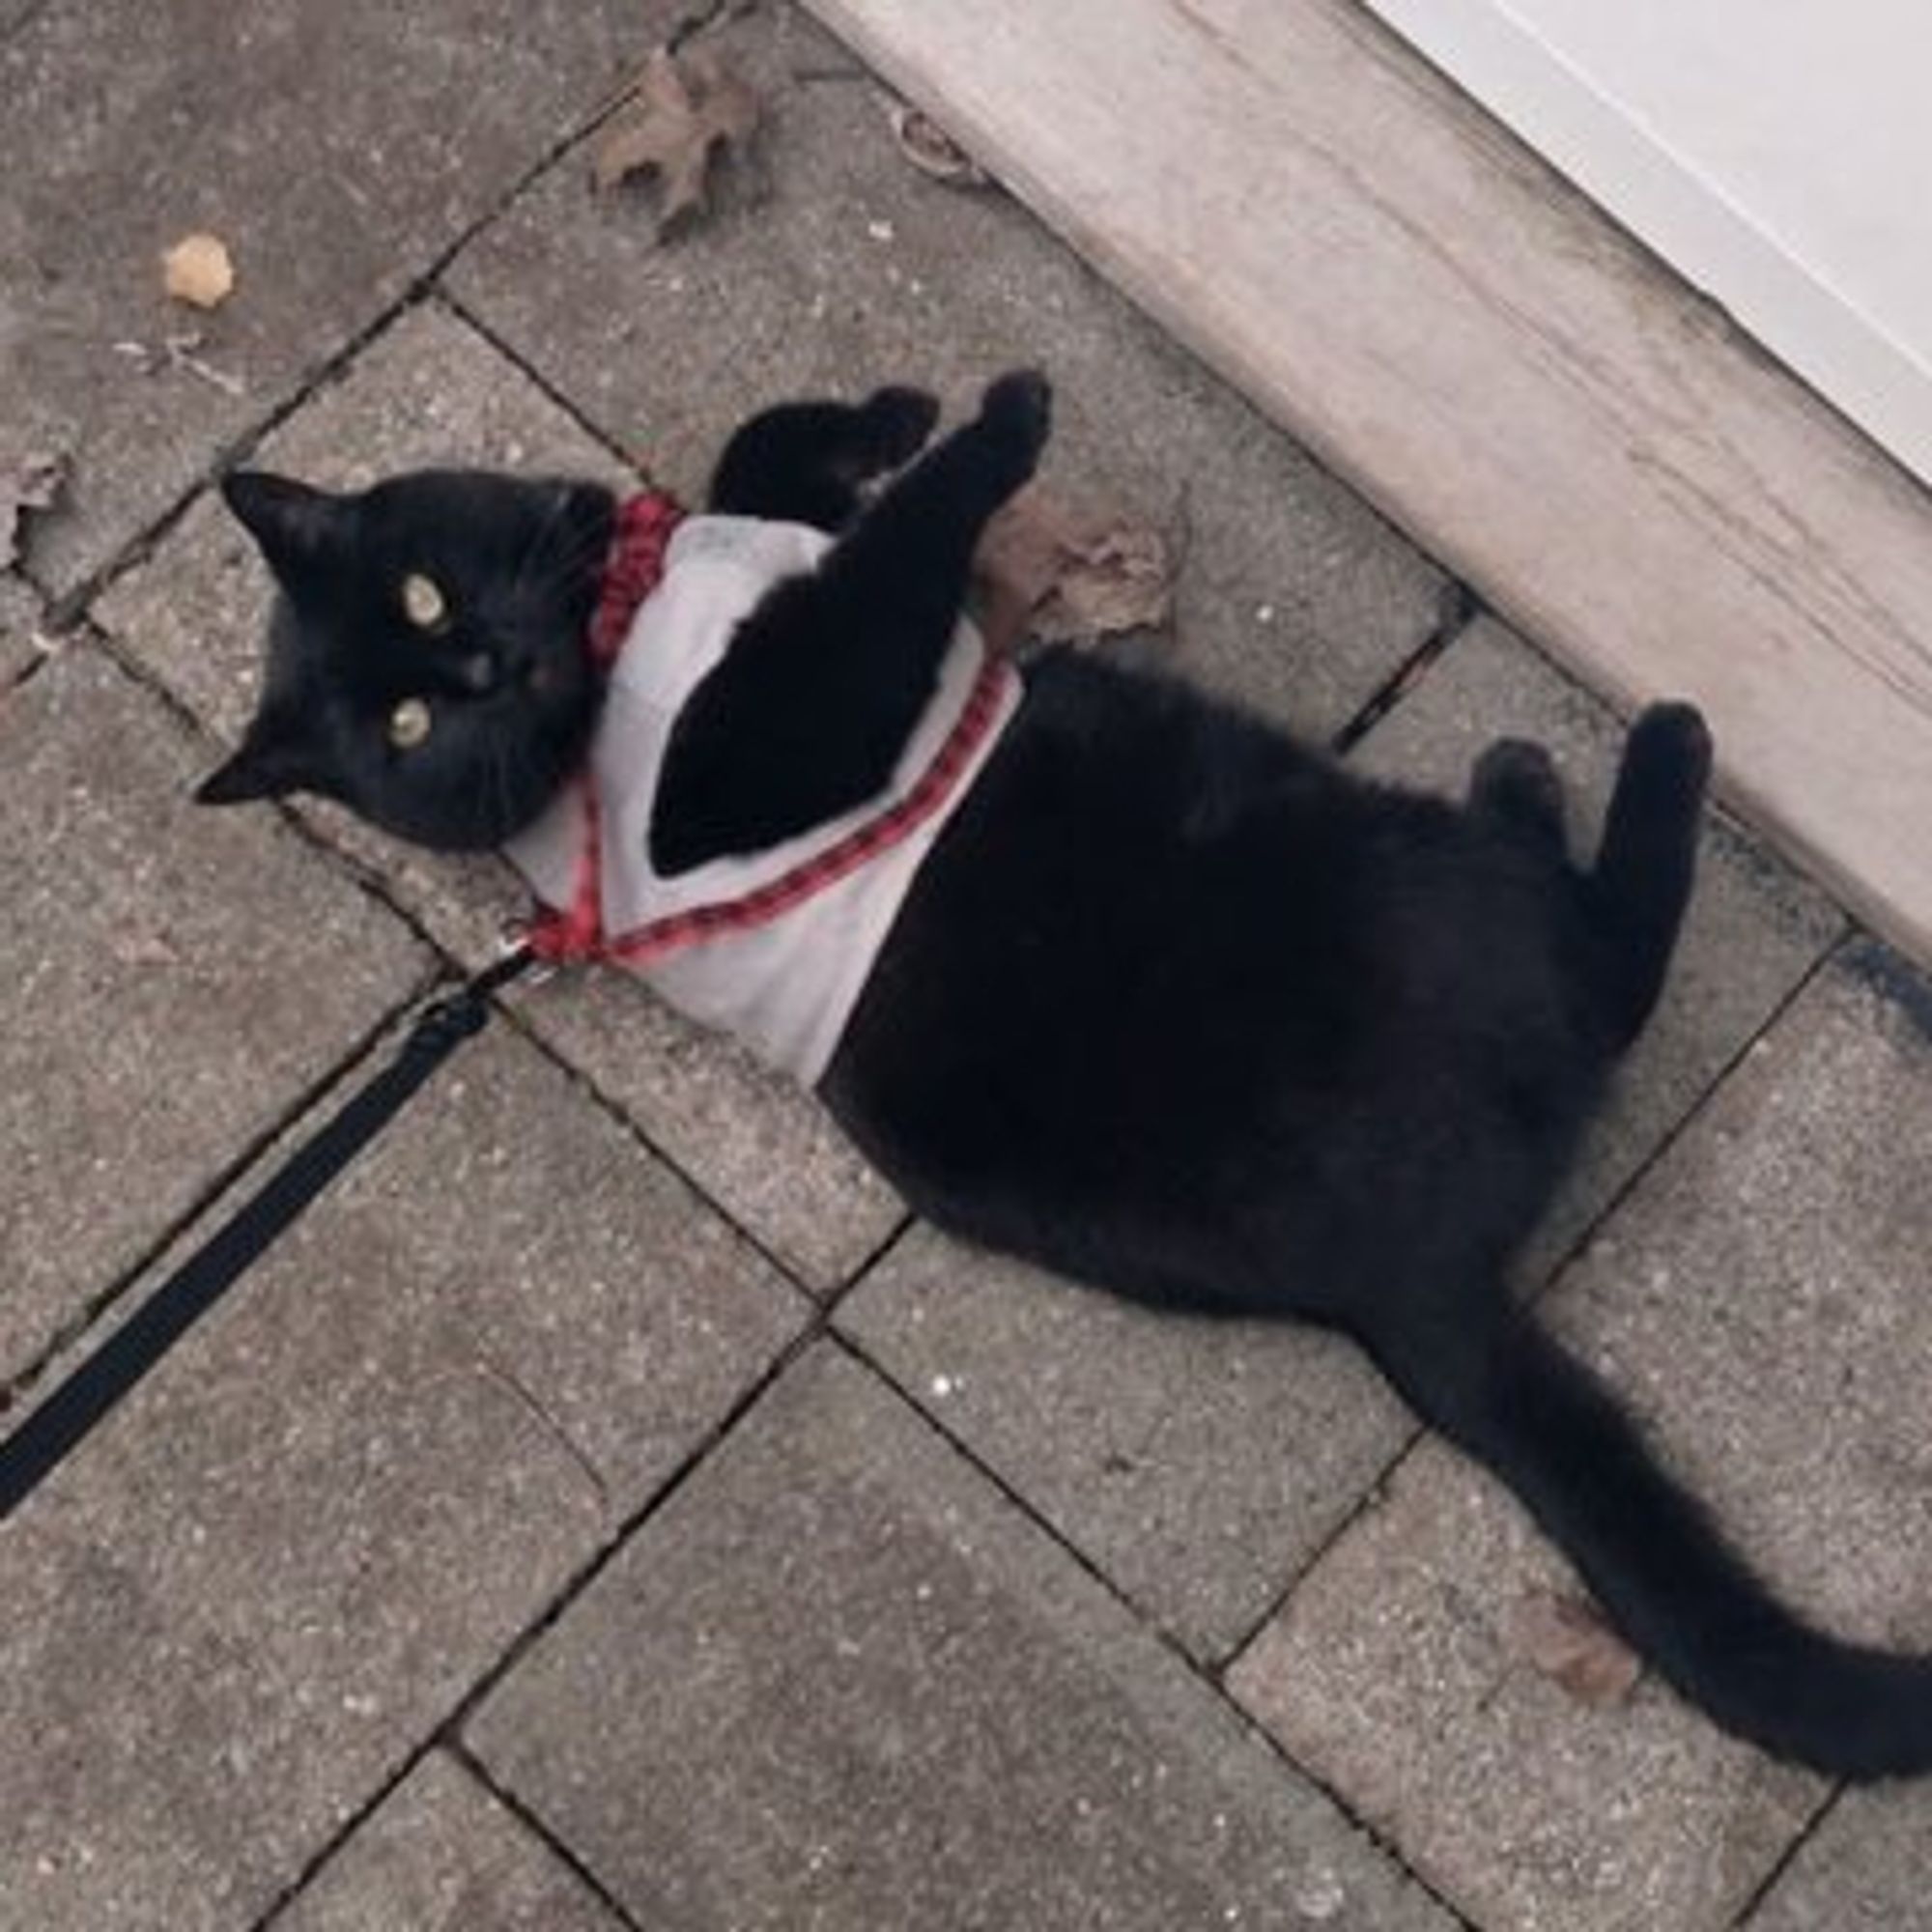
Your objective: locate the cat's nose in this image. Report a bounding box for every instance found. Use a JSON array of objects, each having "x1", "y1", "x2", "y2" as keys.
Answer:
[{"x1": 449, "y1": 649, "x2": 499, "y2": 694}]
